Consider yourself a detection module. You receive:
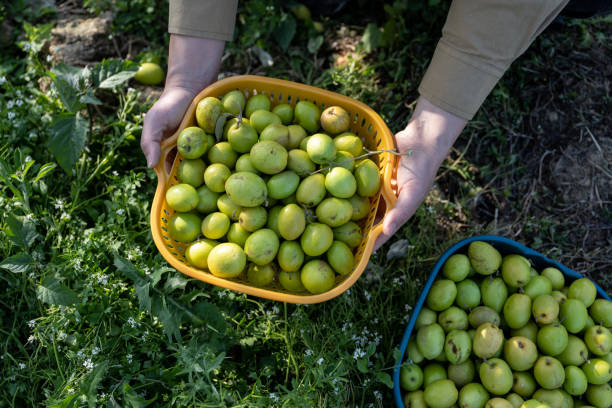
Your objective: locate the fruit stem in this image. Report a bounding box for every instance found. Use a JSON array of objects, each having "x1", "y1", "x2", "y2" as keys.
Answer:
[{"x1": 308, "y1": 148, "x2": 412, "y2": 175}]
